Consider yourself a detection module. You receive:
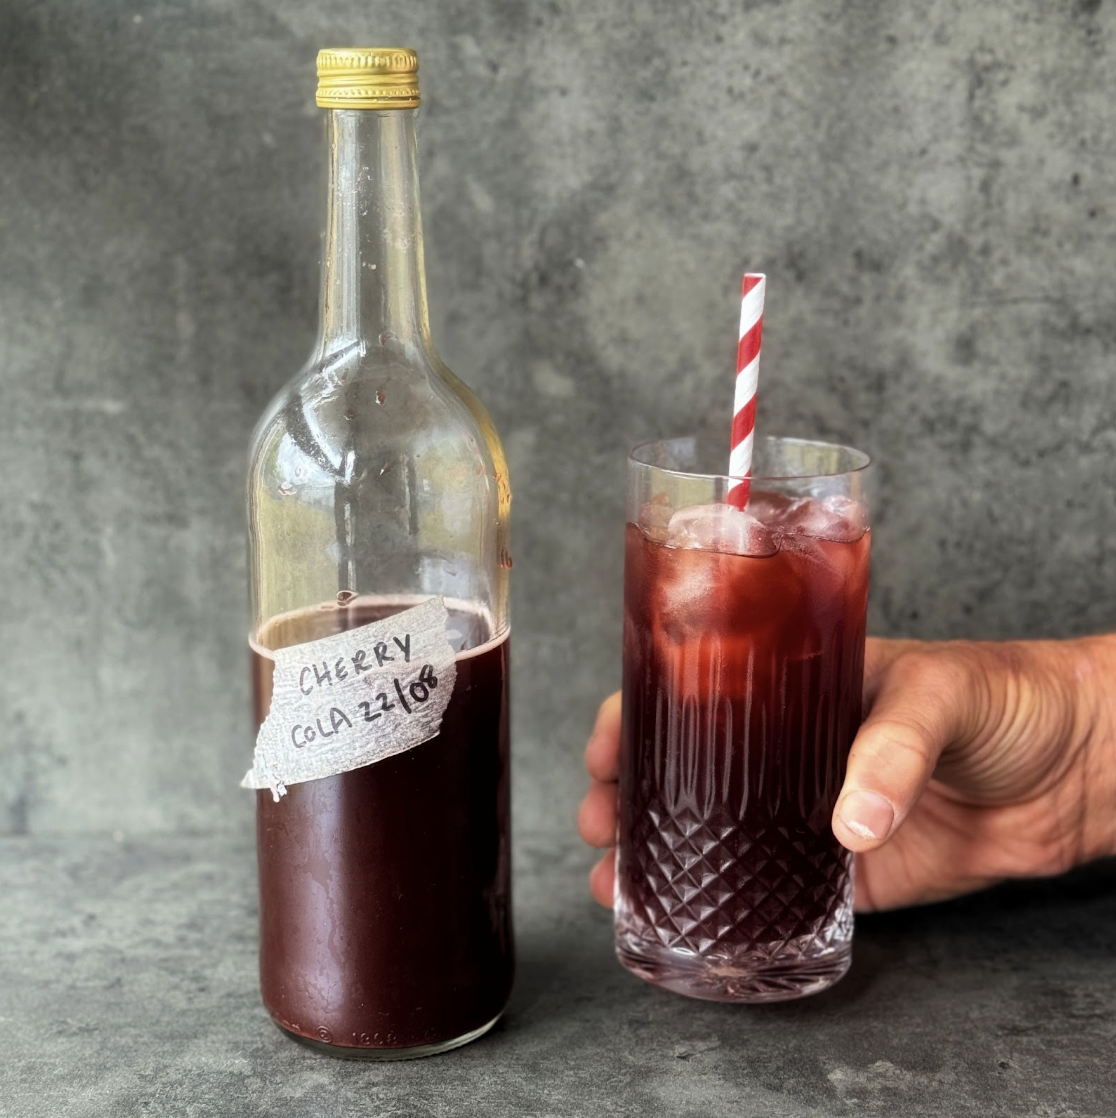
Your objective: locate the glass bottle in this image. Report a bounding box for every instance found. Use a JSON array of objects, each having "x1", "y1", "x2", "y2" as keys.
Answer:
[{"x1": 245, "y1": 48, "x2": 512, "y2": 1059}]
